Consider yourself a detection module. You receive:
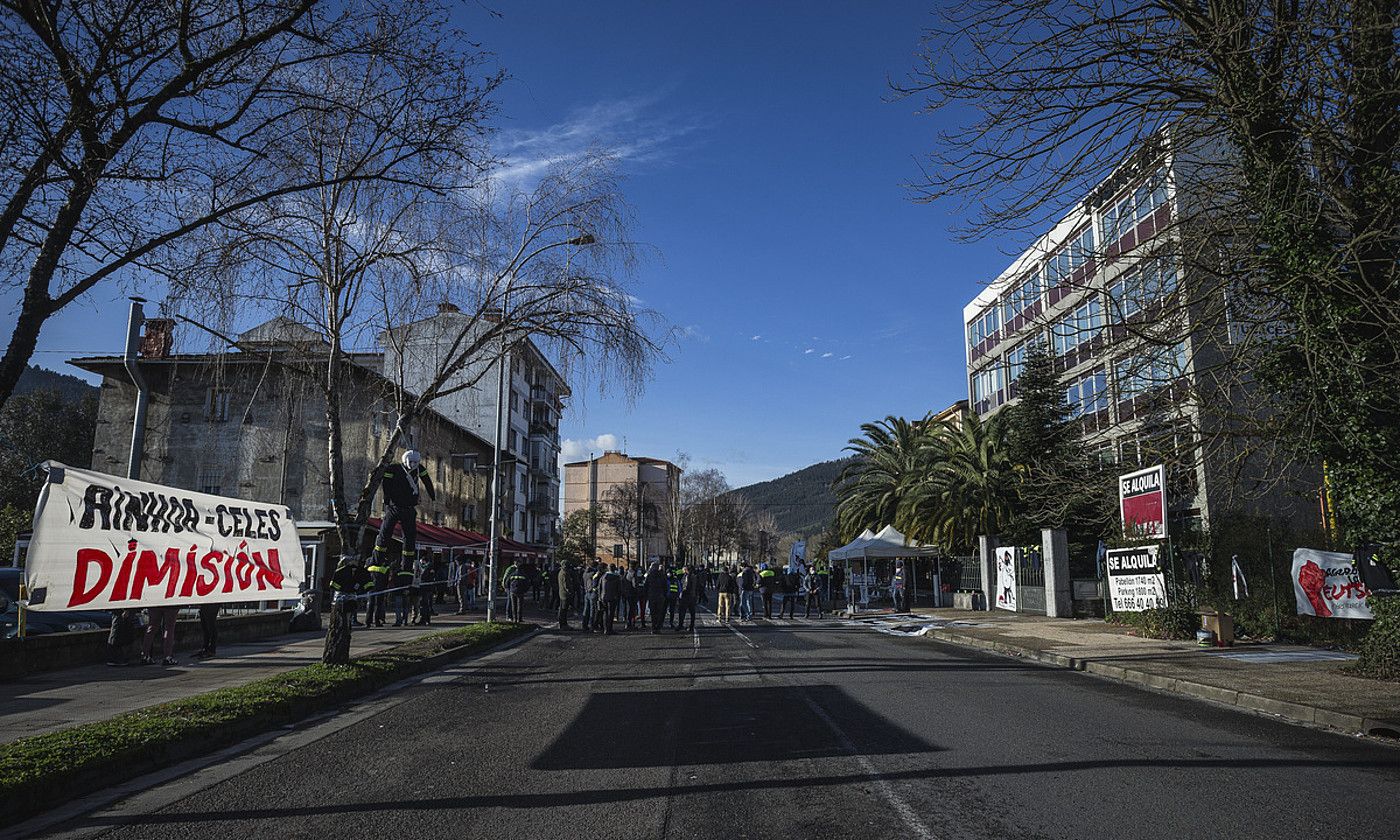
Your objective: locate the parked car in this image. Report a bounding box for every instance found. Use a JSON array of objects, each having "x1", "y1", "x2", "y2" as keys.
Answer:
[{"x1": 0, "y1": 568, "x2": 114, "y2": 638}]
